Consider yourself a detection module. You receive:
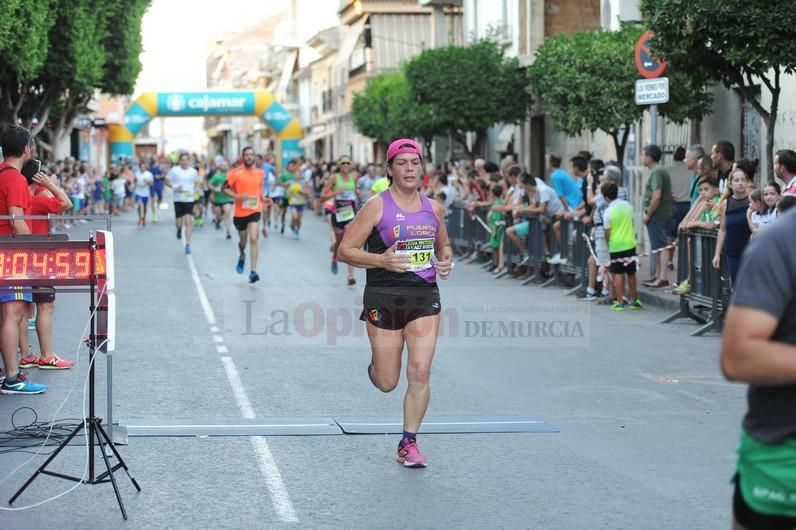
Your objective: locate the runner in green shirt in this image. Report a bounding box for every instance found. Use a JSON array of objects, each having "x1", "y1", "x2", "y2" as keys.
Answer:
[
  {"x1": 274, "y1": 163, "x2": 296, "y2": 233},
  {"x1": 208, "y1": 160, "x2": 233, "y2": 239}
]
